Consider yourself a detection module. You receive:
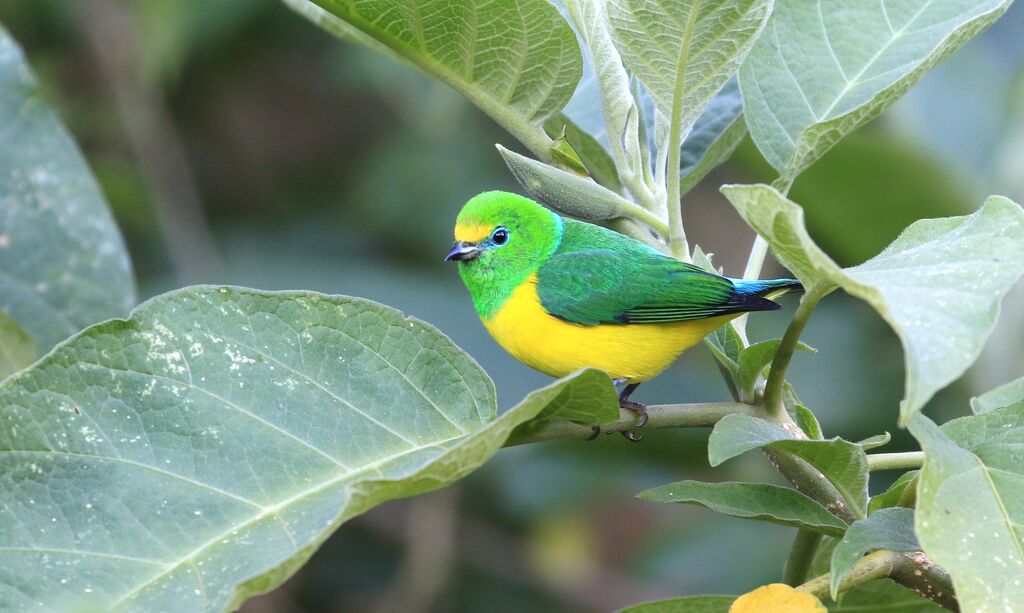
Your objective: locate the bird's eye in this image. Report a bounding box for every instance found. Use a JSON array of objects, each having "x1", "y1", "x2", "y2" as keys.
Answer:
[{"x1": 491, "y1": 227, "x2": 509, "y2": 245}]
